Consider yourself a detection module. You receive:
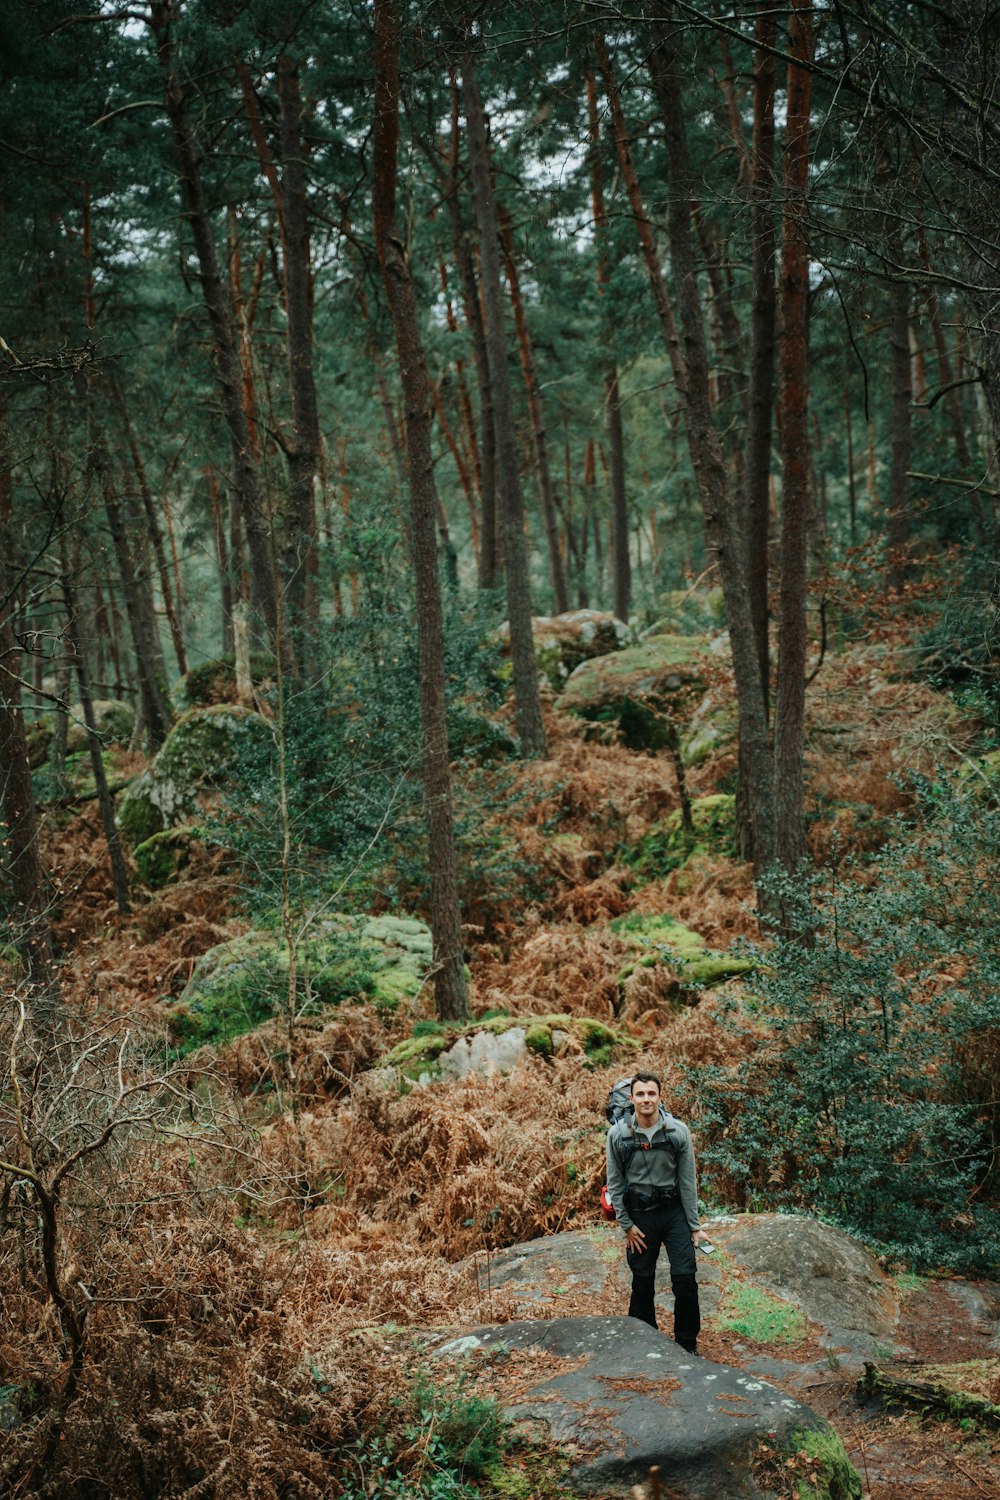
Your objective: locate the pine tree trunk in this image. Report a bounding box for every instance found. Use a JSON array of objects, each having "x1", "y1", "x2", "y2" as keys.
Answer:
[
  {"x1": 0, "y1": 543, "x2": 61, "y2": 1017},
  {"x1": 773, "y1": 0, "x2": 814, "y2": 880},
  {"x1": 150, "y1": 2, "x2": 293, "y2": 679},
  {"x1": 462, "y1": 50, "x2": 547, "y2": 757},
  {"x1": 498, "y1": 205, "x2": 569, "y2": 613},
  {"x1": 445, "y1": 76, "x2": 498, "y2": 590},
  {"x1": 586, "y1": 71, "x2": 630, "y2": 623},
  {"x1": 60, "y1": 540, "x2": 130, "y2": 916},
  {"x1": 373, "y1": 0, "x2": 469, "y2": 1022},
  {"x1": 276, "y1": 55, "x2": 321, "y2": 640},
  {"x1": 887, "y1": 229, "x2": 912, "y2": 590},
  {"x1": 113, "y1": 383, "x2": 187, "y2": 675},
  {"x1": 737, "y1": 1, "x2": 779, "y2": 862},
  {"x1": 638, "y1": 26, "x2": 779, "y2": 892},
  {"x1": 103, "y1": 475, "x2": 173, "y2": 749}
]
